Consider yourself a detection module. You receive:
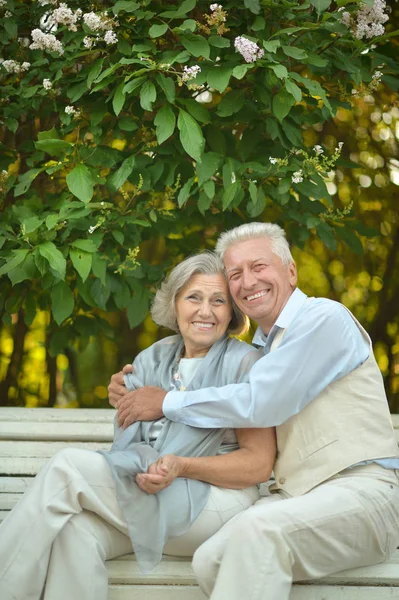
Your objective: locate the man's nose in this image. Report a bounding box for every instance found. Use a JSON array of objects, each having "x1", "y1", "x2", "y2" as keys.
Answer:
[{"x1": 241, "y1": 270, "x2": 257, "y2": 289}]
